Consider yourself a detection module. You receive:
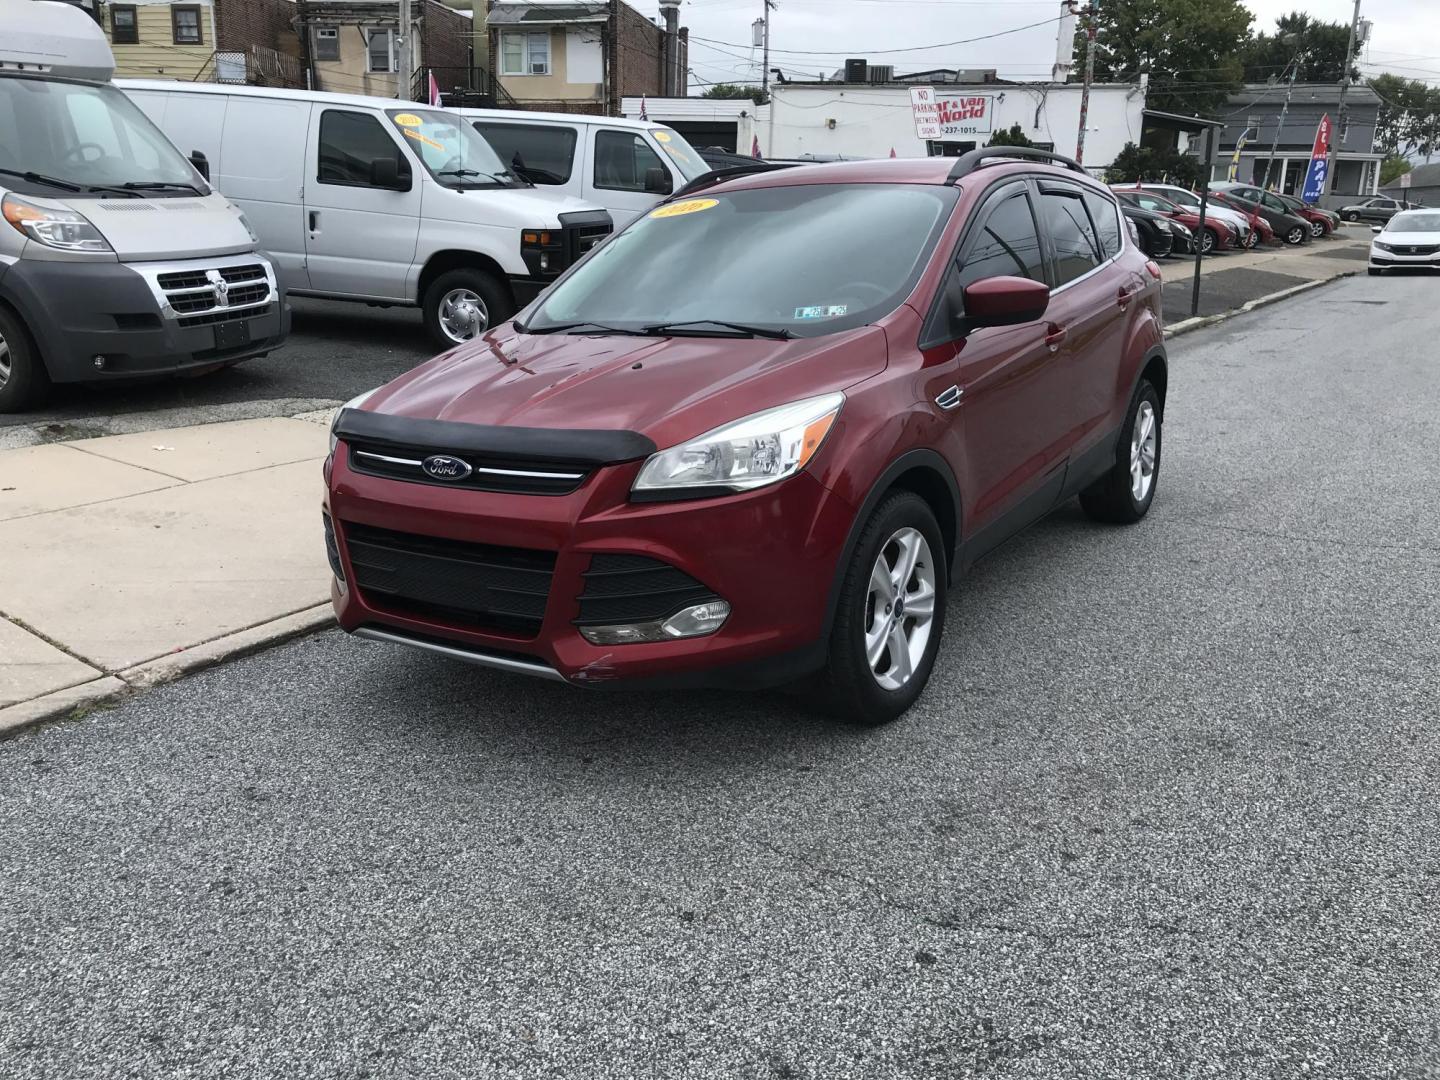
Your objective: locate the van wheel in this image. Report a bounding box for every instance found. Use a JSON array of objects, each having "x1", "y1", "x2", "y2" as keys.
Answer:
[
  {"x1": 422, "y1": 269, "x2": 512, "y2": 350},
  {"x1": 1080, "y1": 380, "x2": 1161, "y2": 524},
  {"x1": 0, "y1": 306, "x2": 50, "y2": 413},
  {"x1": 820, "y1": 491, "x2": 947, "y2": 726}
]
